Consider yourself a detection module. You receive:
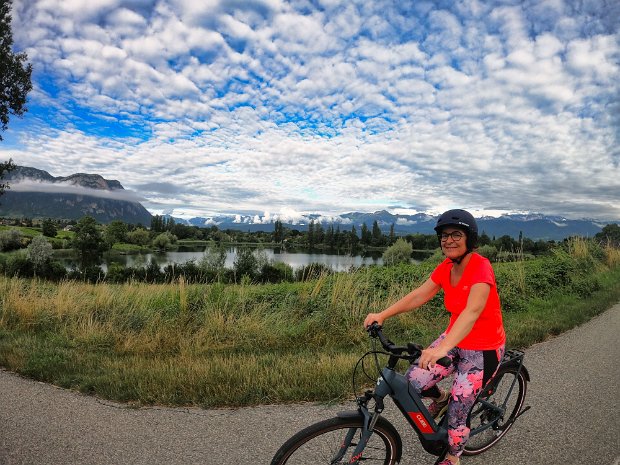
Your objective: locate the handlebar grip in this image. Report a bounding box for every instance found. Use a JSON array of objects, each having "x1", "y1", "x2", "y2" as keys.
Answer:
[{"x1": 436, "y1": 356, "x2": 451, "y2": 368}]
